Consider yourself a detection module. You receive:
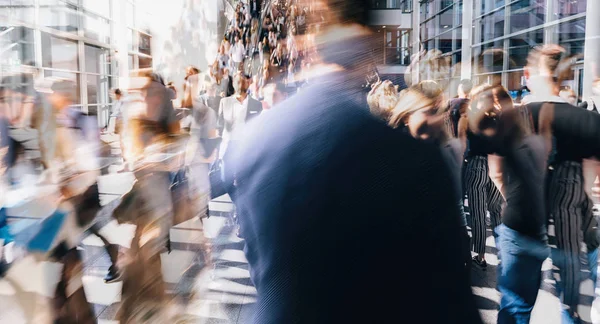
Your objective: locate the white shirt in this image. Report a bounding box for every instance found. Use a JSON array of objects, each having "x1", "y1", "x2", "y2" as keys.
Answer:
[
  {"x1": 222, "y1": 96, "x2": 249, "y2": 141},
  {"x1": 231, "y1": 42, "x2": 245, "y2": 63}
]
